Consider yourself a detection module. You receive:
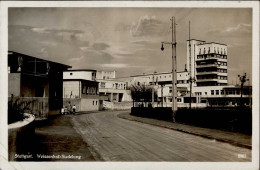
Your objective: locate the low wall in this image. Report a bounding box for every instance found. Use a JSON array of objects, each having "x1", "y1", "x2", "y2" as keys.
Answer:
[
  {"x1": 8, "y1": 113, "x2": 35, "y2": 161},
  {"x1": 104, "y1": 101, "x2": 132, "y2": 110},
  {"x1": 63, "y1": 98, "x2": 100, "y2": 112},
  {"x1": 63, "y1": 98, "x2": 81, "y2": 111}
]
